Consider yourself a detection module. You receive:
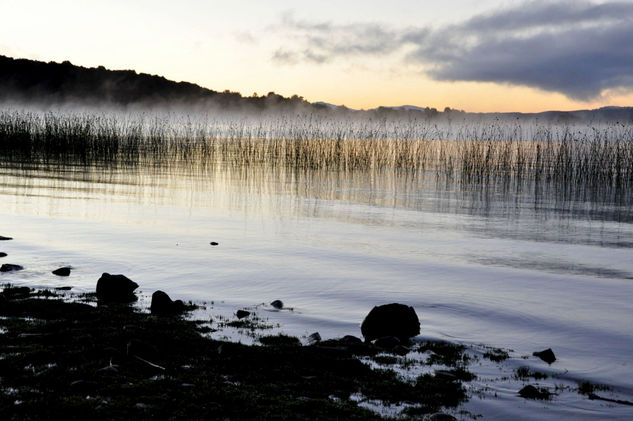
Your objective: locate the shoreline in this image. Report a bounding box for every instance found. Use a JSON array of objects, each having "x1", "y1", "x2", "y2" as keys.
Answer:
[{"x1": 0, "y1": 283, "x2": 473, "y2": 420}]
